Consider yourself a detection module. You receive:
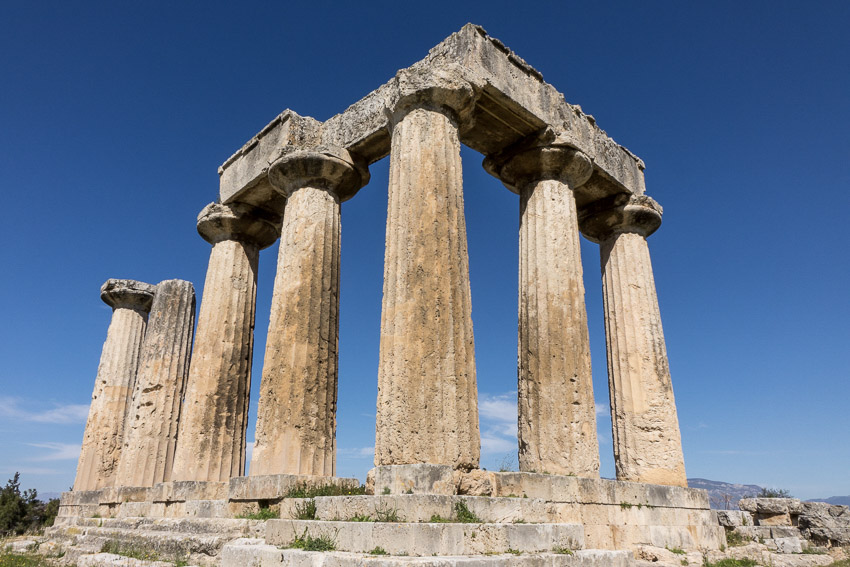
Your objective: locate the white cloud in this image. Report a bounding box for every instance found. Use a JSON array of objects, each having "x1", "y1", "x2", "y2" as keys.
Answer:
[
  {"x1": 339, "y1": 446, "x2": 375, "y2": 459},
  {"x1": 595, "y1": 402, "x2": 609, "y2": 417},
  {"x1": 0, "y1": 397, "x2": 89, "y2": 424},
  {"x1": 27, "y1": 442, "x2": 81, "y2": 461},
  {"x1": 0, "y1": 467, "x2": 63, "y2": 476}
]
